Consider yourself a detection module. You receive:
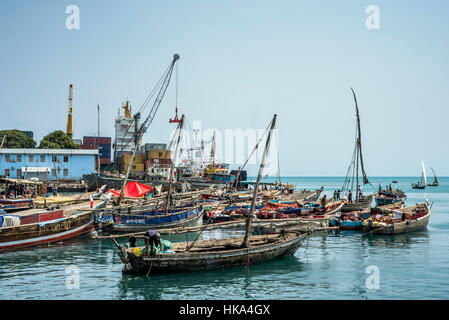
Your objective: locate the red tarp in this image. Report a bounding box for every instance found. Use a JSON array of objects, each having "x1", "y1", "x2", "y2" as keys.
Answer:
[{"x1": 110, "y1": 182, "x2": 153, "y2": 198}]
